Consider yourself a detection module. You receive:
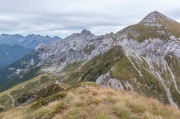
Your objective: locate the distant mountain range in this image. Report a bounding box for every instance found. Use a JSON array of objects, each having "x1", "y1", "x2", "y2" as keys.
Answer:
[
  {"x1": 0, "y1": 34, "x2": 60, "y2": 68},
  {"x1": 0, "y1": 34, "x2": 61, "y2": 49},
  {"x1": 0, "y1": 44, "x2": 32, "y2": 69},
  {"x1": 1, "y1": 11, "x2": 180, "y2": 111}
]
